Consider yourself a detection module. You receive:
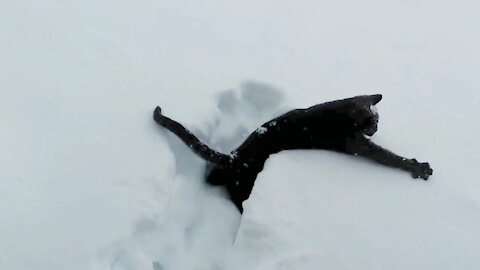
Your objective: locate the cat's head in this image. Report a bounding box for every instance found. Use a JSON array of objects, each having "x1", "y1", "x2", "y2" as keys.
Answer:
[{"x1": 348, "y1": 94, "x2": 382, "y2": 136}]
